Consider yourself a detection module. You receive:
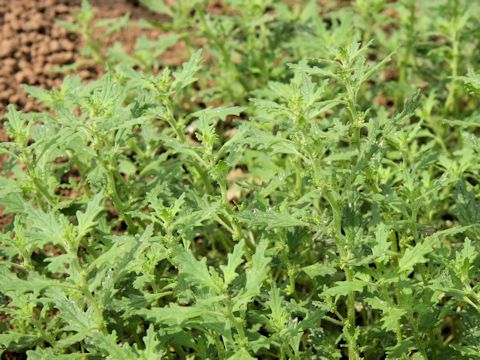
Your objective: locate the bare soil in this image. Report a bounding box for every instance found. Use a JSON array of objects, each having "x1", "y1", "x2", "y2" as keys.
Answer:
[
  {"x1": 0, "y1": 0, "x2": 172, "y2": 114},
  {"x1": 0, "y1": 0, "x2": 80, "y2": 113}
]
